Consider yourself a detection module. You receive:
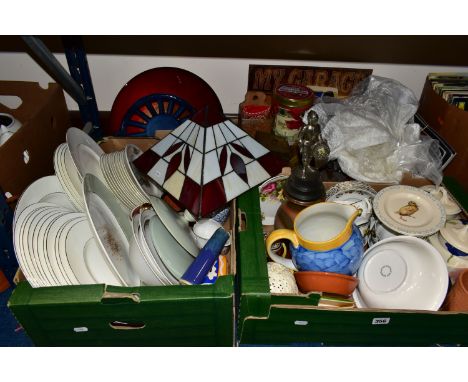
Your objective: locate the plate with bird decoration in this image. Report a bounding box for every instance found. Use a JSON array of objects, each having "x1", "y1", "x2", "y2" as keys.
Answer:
[{"x1": 373, "y1": 185, "x2": 446, "y2": 237}]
